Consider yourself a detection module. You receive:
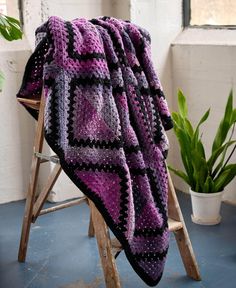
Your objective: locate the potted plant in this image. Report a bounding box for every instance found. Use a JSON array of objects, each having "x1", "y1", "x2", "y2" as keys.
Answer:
[
  {"x1": 0, "y1": 13, "x2": 22, "y2": 92},
  {"x1": 169, "y1": 90, "x2": 236, "y2": 225}
]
